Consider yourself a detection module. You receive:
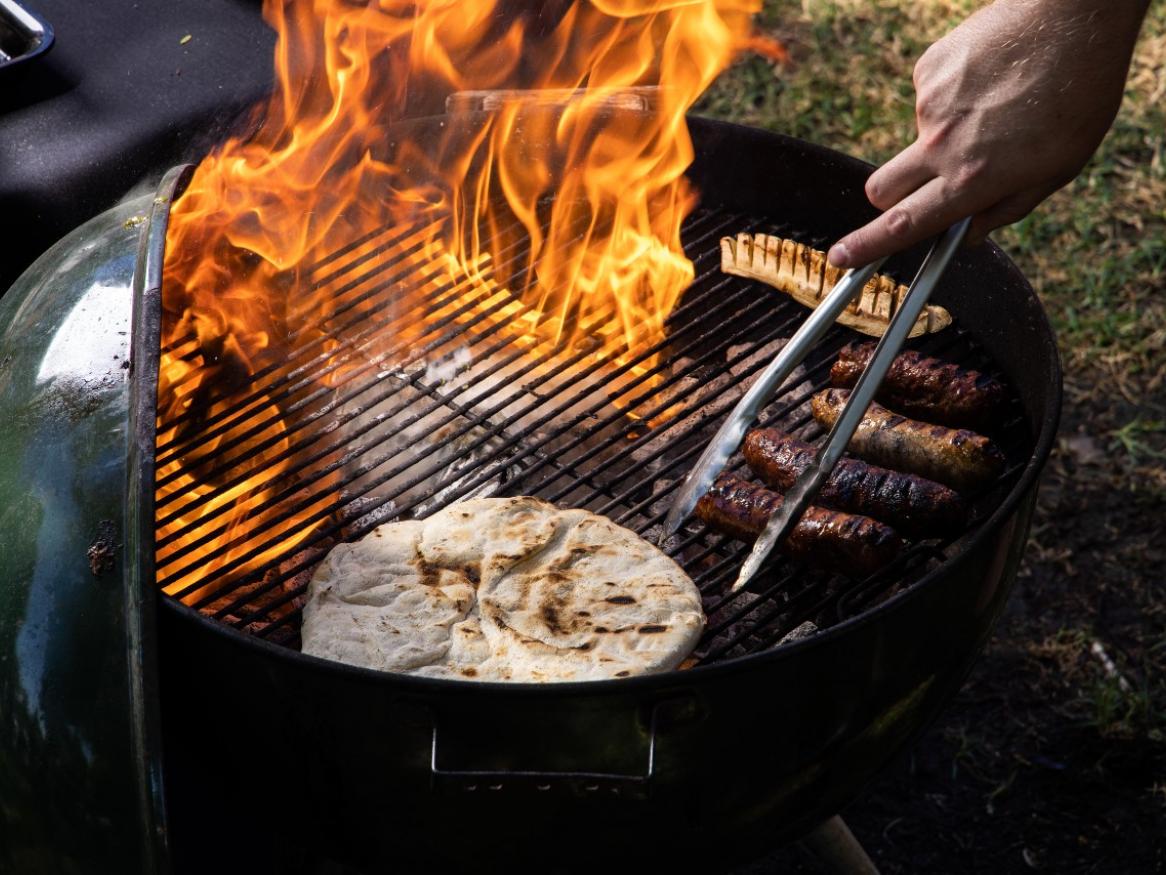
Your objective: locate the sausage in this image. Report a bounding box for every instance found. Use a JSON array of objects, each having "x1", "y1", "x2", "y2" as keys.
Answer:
[
  {"x1": 694, "y1": 473, "x2": 902, "y2": 578},
  {"x1": 830, "y1": 341, "x2": 1009, "y2": 430},
  {"x1": 743, "y1": 428, "x2": 966, "y2": 539},
  {"x1": 810, "y1": 388, "x2": 1006, "y2": 492}
]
